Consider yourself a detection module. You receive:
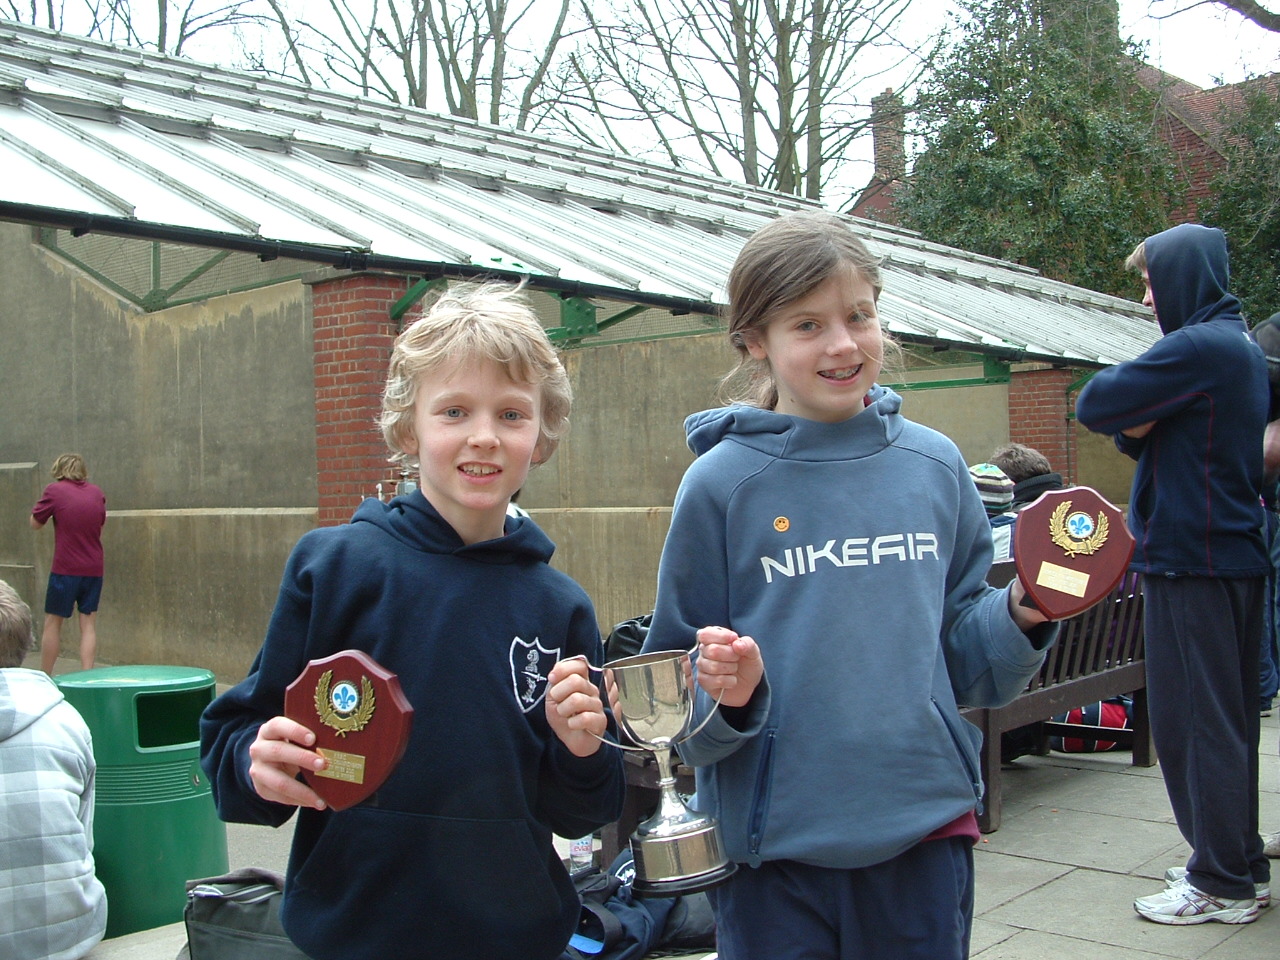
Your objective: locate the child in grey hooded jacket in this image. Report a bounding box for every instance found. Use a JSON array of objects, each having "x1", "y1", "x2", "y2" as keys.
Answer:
[{"x1": 641, "y1": 212, "x2": 1058, "y2": 960}]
